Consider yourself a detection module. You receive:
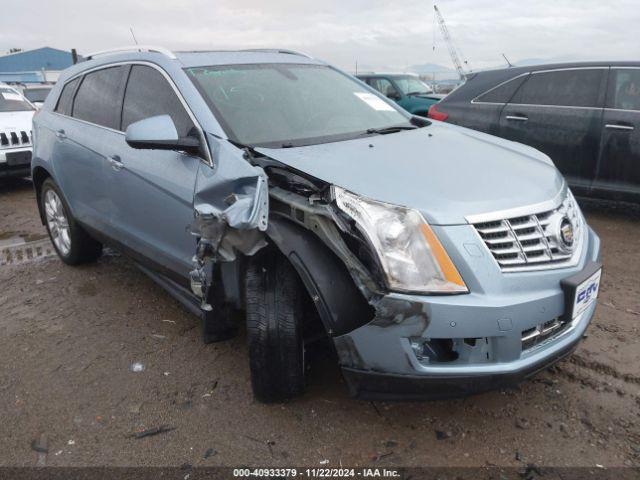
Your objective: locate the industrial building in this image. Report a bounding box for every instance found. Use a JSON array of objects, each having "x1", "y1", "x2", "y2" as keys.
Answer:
[{"x1": 0, "y1": 47, "x2": 75, "y2": 83}]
